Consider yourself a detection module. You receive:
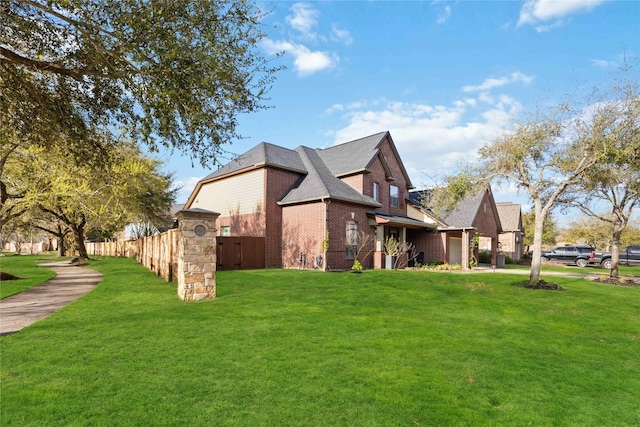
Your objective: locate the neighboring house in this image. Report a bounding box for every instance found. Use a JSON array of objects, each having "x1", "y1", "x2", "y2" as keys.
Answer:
[
  {"x1": 496, "y1": 202, "x2": 525, "y2": 261},
  {"x1": 407, "y1": 187, "x2": 503, "y2": 267},
  {"x1": 185, "y1": 131, "x2": 503, "y2": 270}
]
